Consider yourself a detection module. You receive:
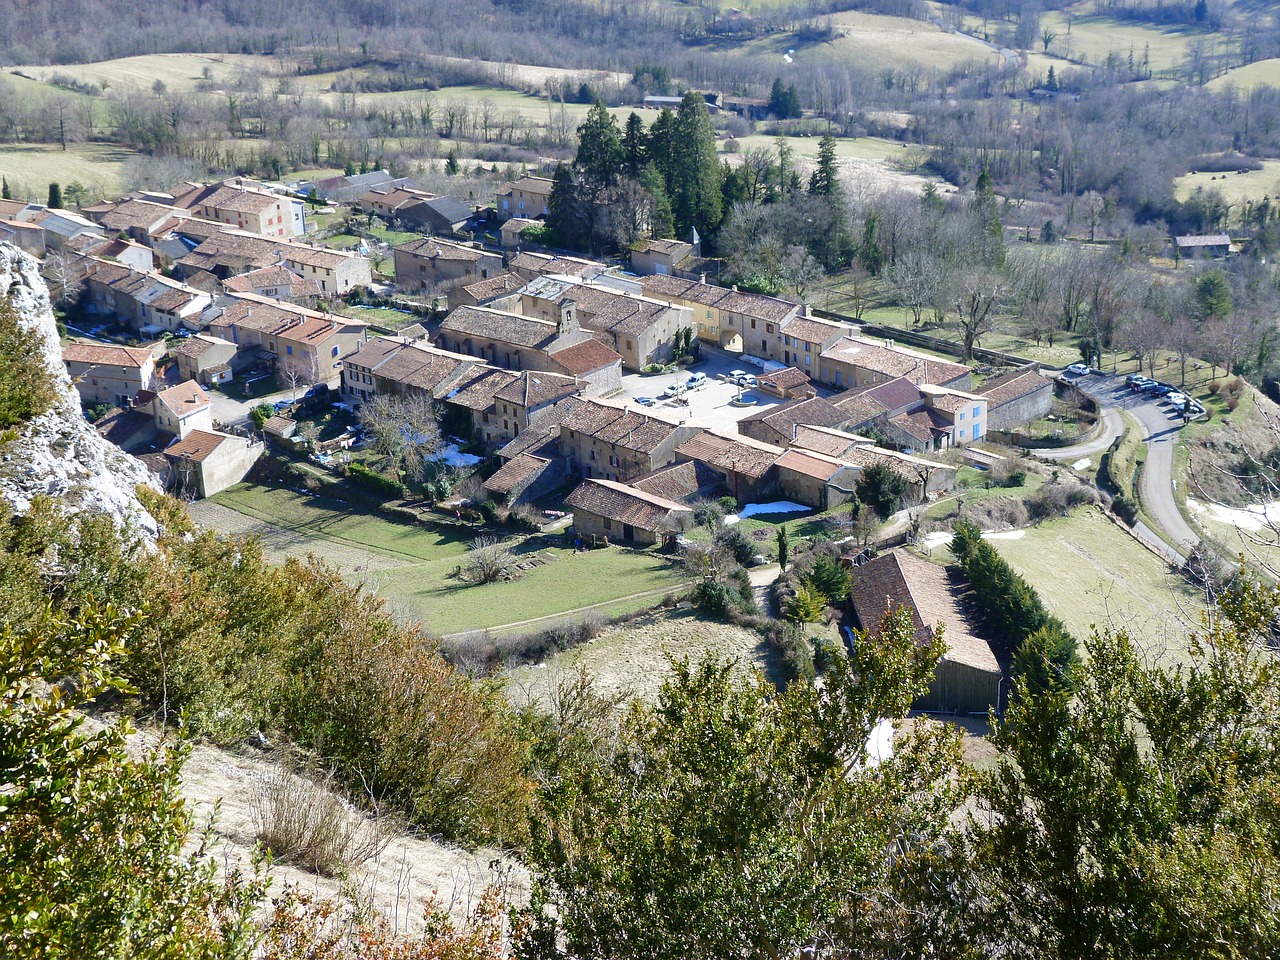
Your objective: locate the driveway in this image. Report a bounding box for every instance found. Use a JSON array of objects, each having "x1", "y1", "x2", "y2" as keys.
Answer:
[
  {"x1": 1049, "y1": 372, "x2": 1201, "y2": 556},
  {"x1": 207, "y1": 384, "x2": 303, "y2": 429}
]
